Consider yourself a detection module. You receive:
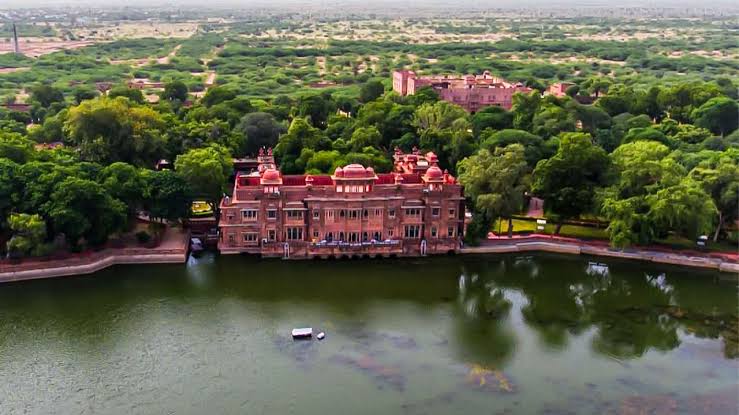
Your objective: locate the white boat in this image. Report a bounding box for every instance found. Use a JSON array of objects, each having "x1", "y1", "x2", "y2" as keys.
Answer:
[{"x1": 292, "y1": 328, "x2": 313, "y2": 339}]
